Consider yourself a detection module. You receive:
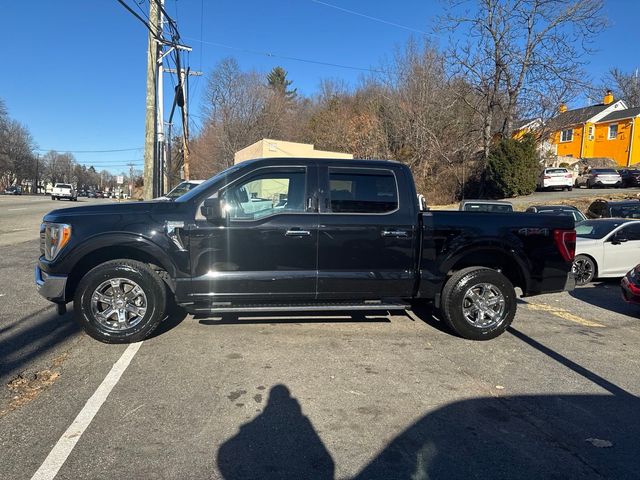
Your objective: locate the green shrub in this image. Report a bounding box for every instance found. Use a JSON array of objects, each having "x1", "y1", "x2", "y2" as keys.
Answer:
[{"x1": 487, "y1": 134, "x2": 539, "y2": 197}]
